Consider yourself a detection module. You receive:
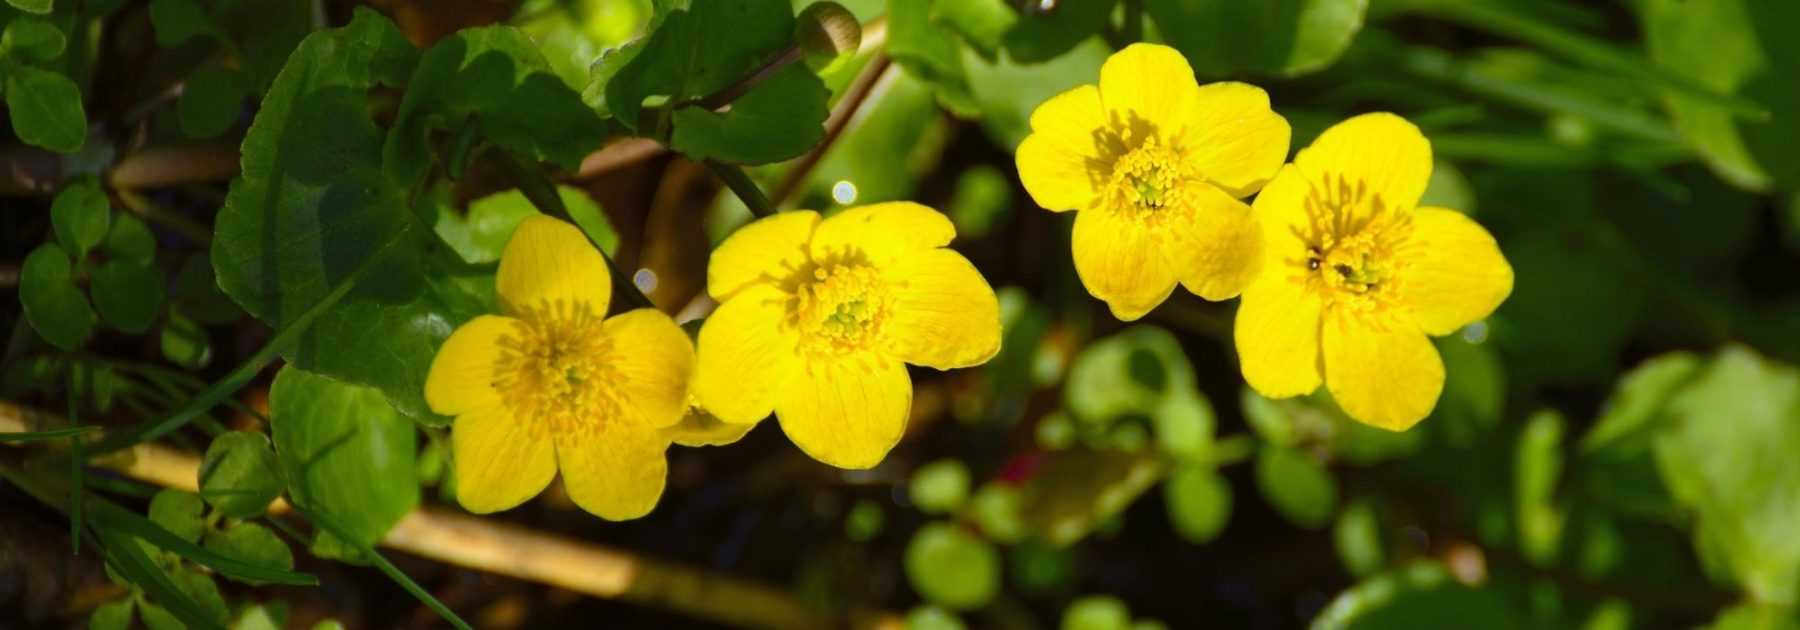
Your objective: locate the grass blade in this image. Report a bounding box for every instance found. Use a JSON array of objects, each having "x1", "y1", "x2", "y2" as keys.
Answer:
[
  {"x1": 0, "y1": 425, "x2": 98, "y2": 442},
  {"x1": 92, "y1": 525, "x2": 225, "y2": 630},
  {"x1": 302, "y1": 507, "x2": 473, "y2": 630},
  {"x1": 86, "y1": 500, "x2": 318, "y2": 586}
]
